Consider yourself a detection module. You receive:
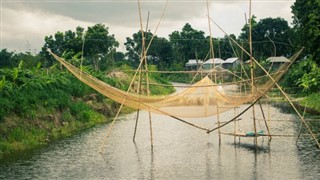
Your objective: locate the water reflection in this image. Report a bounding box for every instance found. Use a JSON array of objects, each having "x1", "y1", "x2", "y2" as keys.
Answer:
[{"x1": 1, "y1": 104, "x2": 320, "y2": 179}]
